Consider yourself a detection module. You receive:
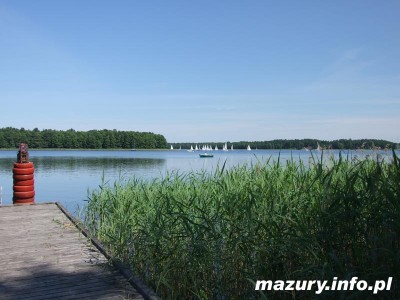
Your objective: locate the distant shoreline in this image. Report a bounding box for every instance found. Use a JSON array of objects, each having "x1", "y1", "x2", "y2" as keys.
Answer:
[
  {"x1": 0, "y1": 148, "x2": 171, "y2": 151},
  {"x1": 0, "y1": 148, "x2": 398, "y2": 151}
]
